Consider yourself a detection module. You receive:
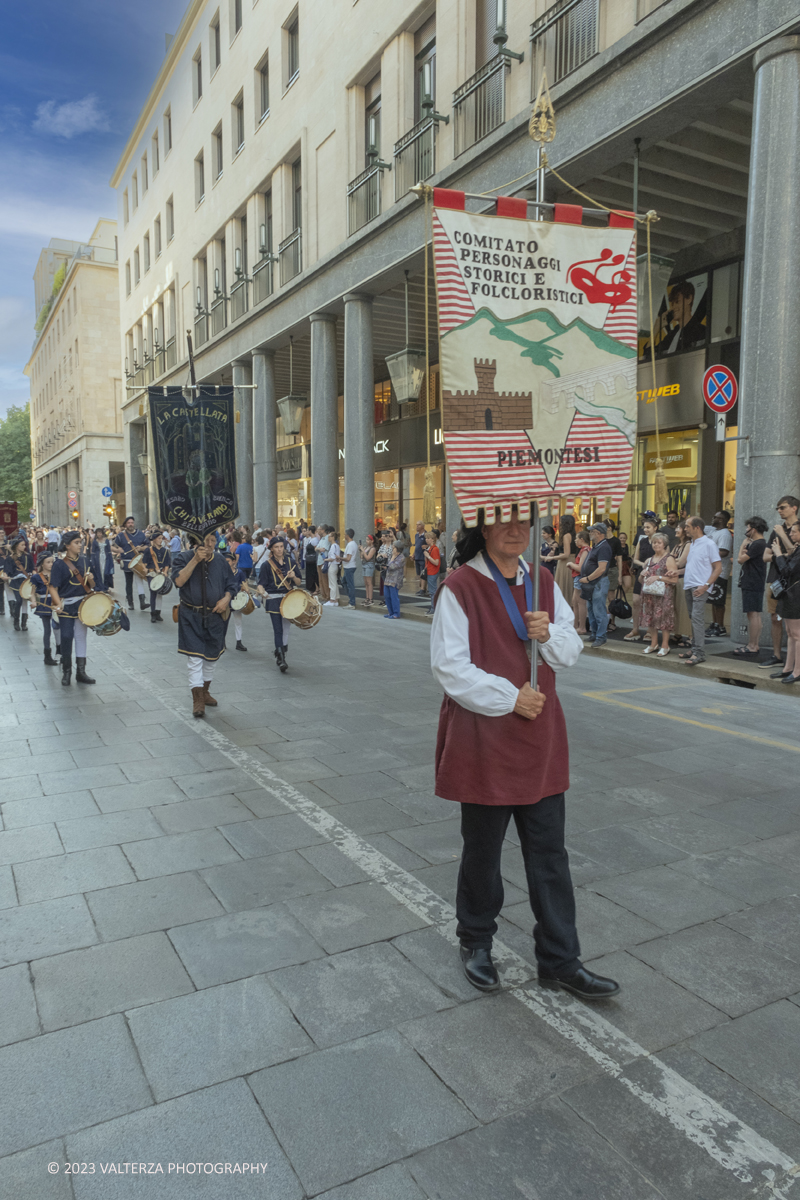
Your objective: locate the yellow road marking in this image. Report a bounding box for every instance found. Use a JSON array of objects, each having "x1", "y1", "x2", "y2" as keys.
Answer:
[{"x1": 581, "y1": 689, "x2": 800, "y2": 754}]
